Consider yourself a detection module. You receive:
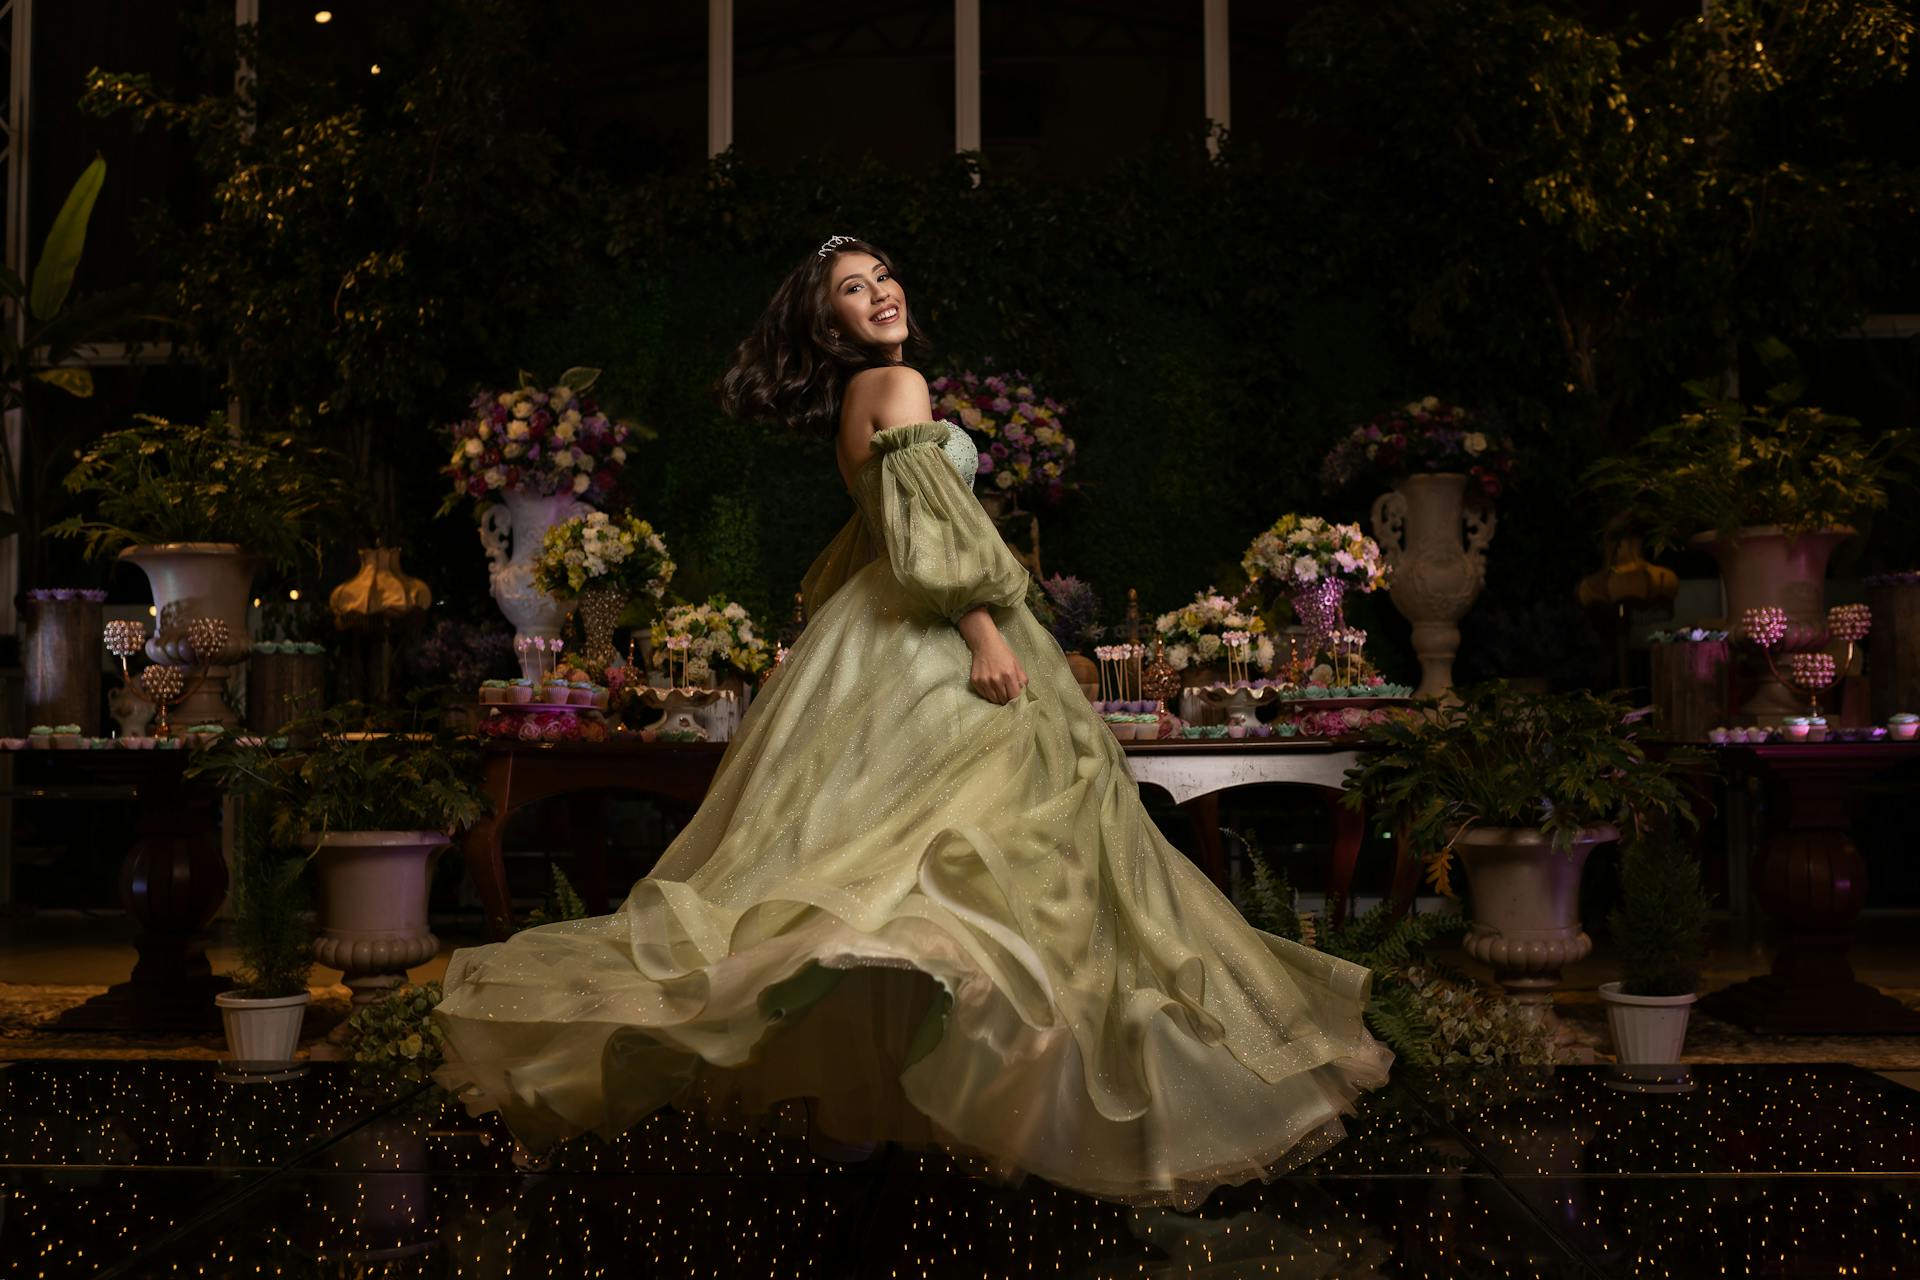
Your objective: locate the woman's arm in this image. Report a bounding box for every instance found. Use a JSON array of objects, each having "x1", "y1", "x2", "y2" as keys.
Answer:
[{"x1": 958, "y1": 605, "x2": 1028, "y2": 704}]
